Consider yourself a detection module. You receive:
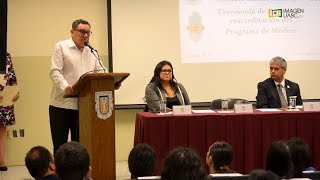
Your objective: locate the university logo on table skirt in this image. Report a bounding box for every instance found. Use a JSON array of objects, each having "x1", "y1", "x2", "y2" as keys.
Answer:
[{"x1": 95, "y1": 91, "x2": 113, "y2": 120}]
